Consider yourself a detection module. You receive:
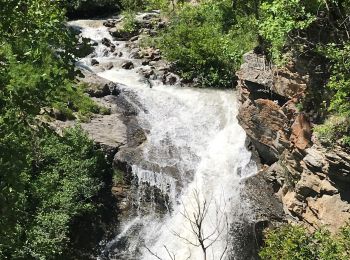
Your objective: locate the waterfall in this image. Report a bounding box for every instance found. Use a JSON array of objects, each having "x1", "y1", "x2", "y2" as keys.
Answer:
[{"x1": 69, "y1": 17, "x2": 257, "y2": 260}]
